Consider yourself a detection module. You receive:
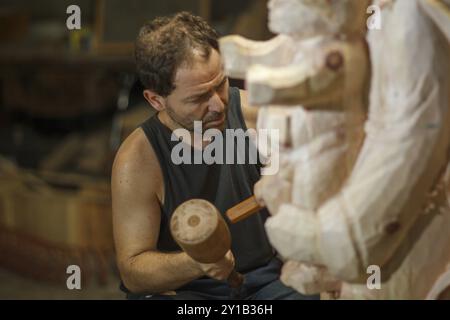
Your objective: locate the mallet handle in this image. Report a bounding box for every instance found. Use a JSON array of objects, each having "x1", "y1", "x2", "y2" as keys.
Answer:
[
  {"x1": 227, "y1": 269, "x2": 244, "y2": 288},
  {"x1": 226, "y1": 195, "x2": 263, "y2": 224}
]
